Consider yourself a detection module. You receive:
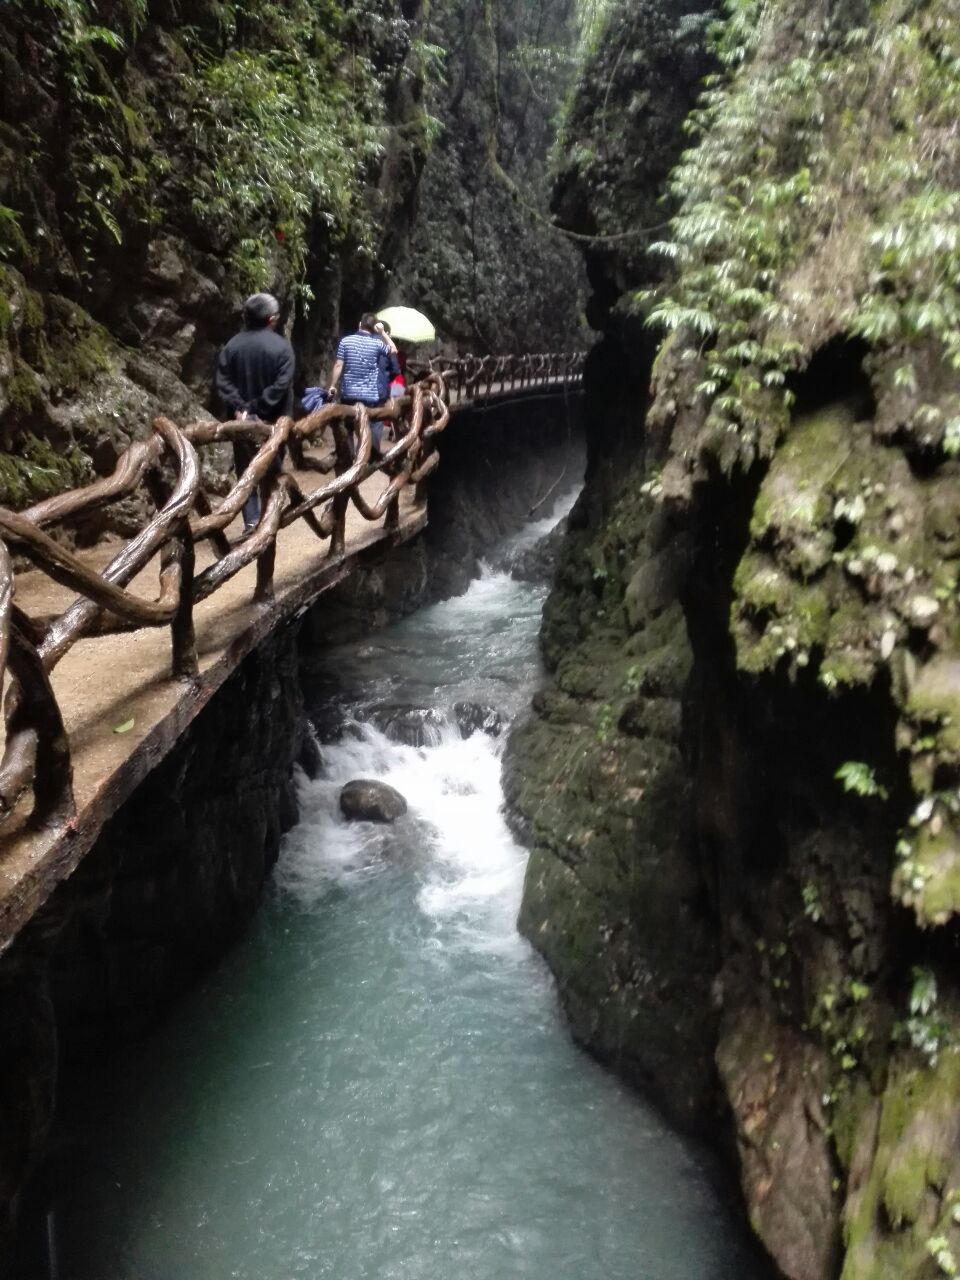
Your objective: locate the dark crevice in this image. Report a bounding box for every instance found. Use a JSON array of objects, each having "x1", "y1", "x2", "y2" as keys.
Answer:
[{"x1": 787, "y1": 335, "x2": 876, "y2": 420}]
